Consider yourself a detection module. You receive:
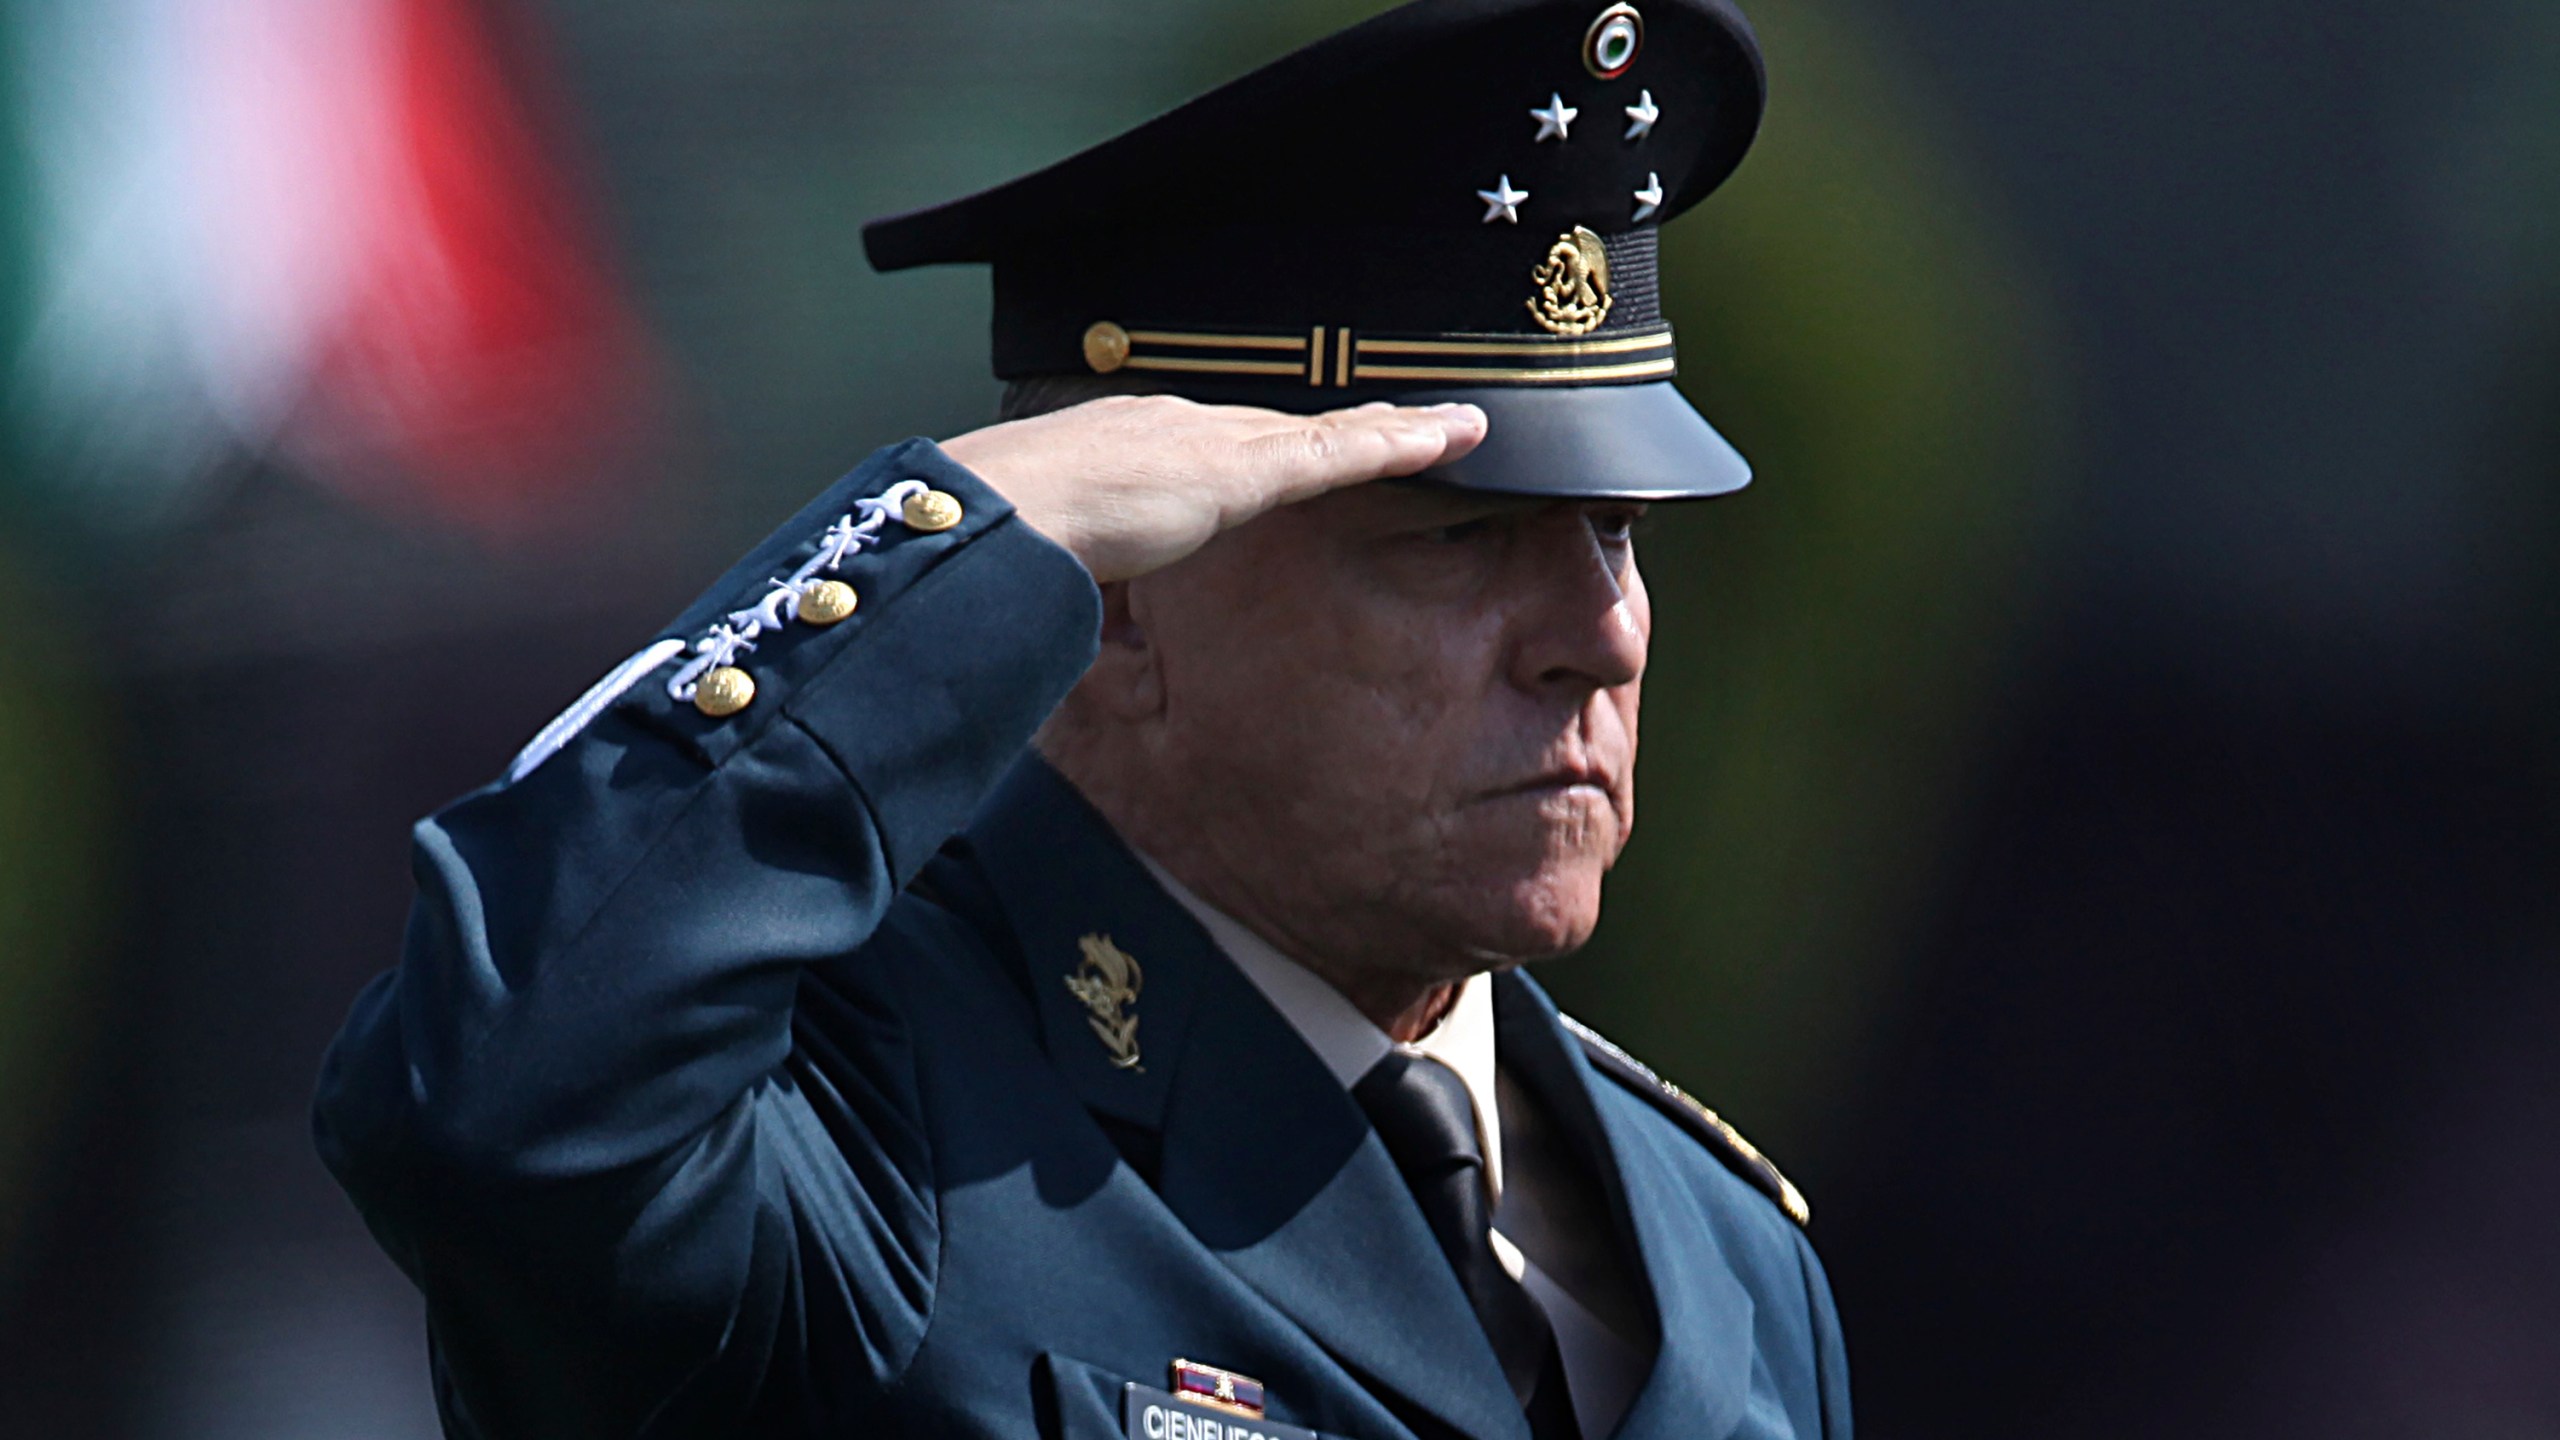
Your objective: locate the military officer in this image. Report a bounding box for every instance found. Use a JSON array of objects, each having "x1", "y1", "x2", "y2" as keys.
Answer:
[{"x1": 314, "y1": 2, "x2": 1850, "y2": 1438}]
